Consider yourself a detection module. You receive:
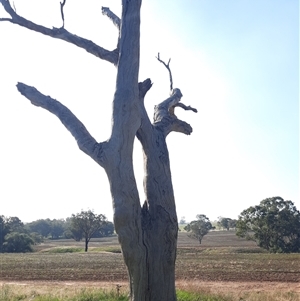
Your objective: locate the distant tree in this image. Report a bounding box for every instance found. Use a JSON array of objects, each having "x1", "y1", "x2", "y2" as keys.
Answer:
[
  {"x1": 27, "y1": 219, "x2": 52, "y2": 238},
  {"x1": 179, "y1": 216, "x2": 186, "y2": 224},
  {"x1": 1, "y1": 216, "x2": 41, "y2": 252},
  {"x1": 70, "y1": 210, "x2": 107, "y2": 251},
  {"x1": 29, "y1": 232, "x2": 44, "y2": 244},
  {"x1": 2, "y1": 232, "x2": 34, "y2": 253},
  {"x1": 69, "y1": 227, "x2": 83, "y2": 241},
  {"x1": 6, "y1": 216, "x2": 25, "y2": 233},
  {"x1": 92, "y1": 221, "x2": 115, "y2": 238},
  {"x1": 217, "y1": 217, "x2": 237, "y2": 230},
  {"x1": 49, "y1": 219, "x2": 65, "y2": 239},
  {"x1": 236, "y1": 197, "x2": 300, "y2": 253},
  {"x1": 184, "y1": 214, "x2": 213, "y2": 244},
  {"x1": 0, "y1": 215, "x2": 10, "y2": 252},
  {"x1": 228, "y1": 219, "x2": 237, "y2": 230}
]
